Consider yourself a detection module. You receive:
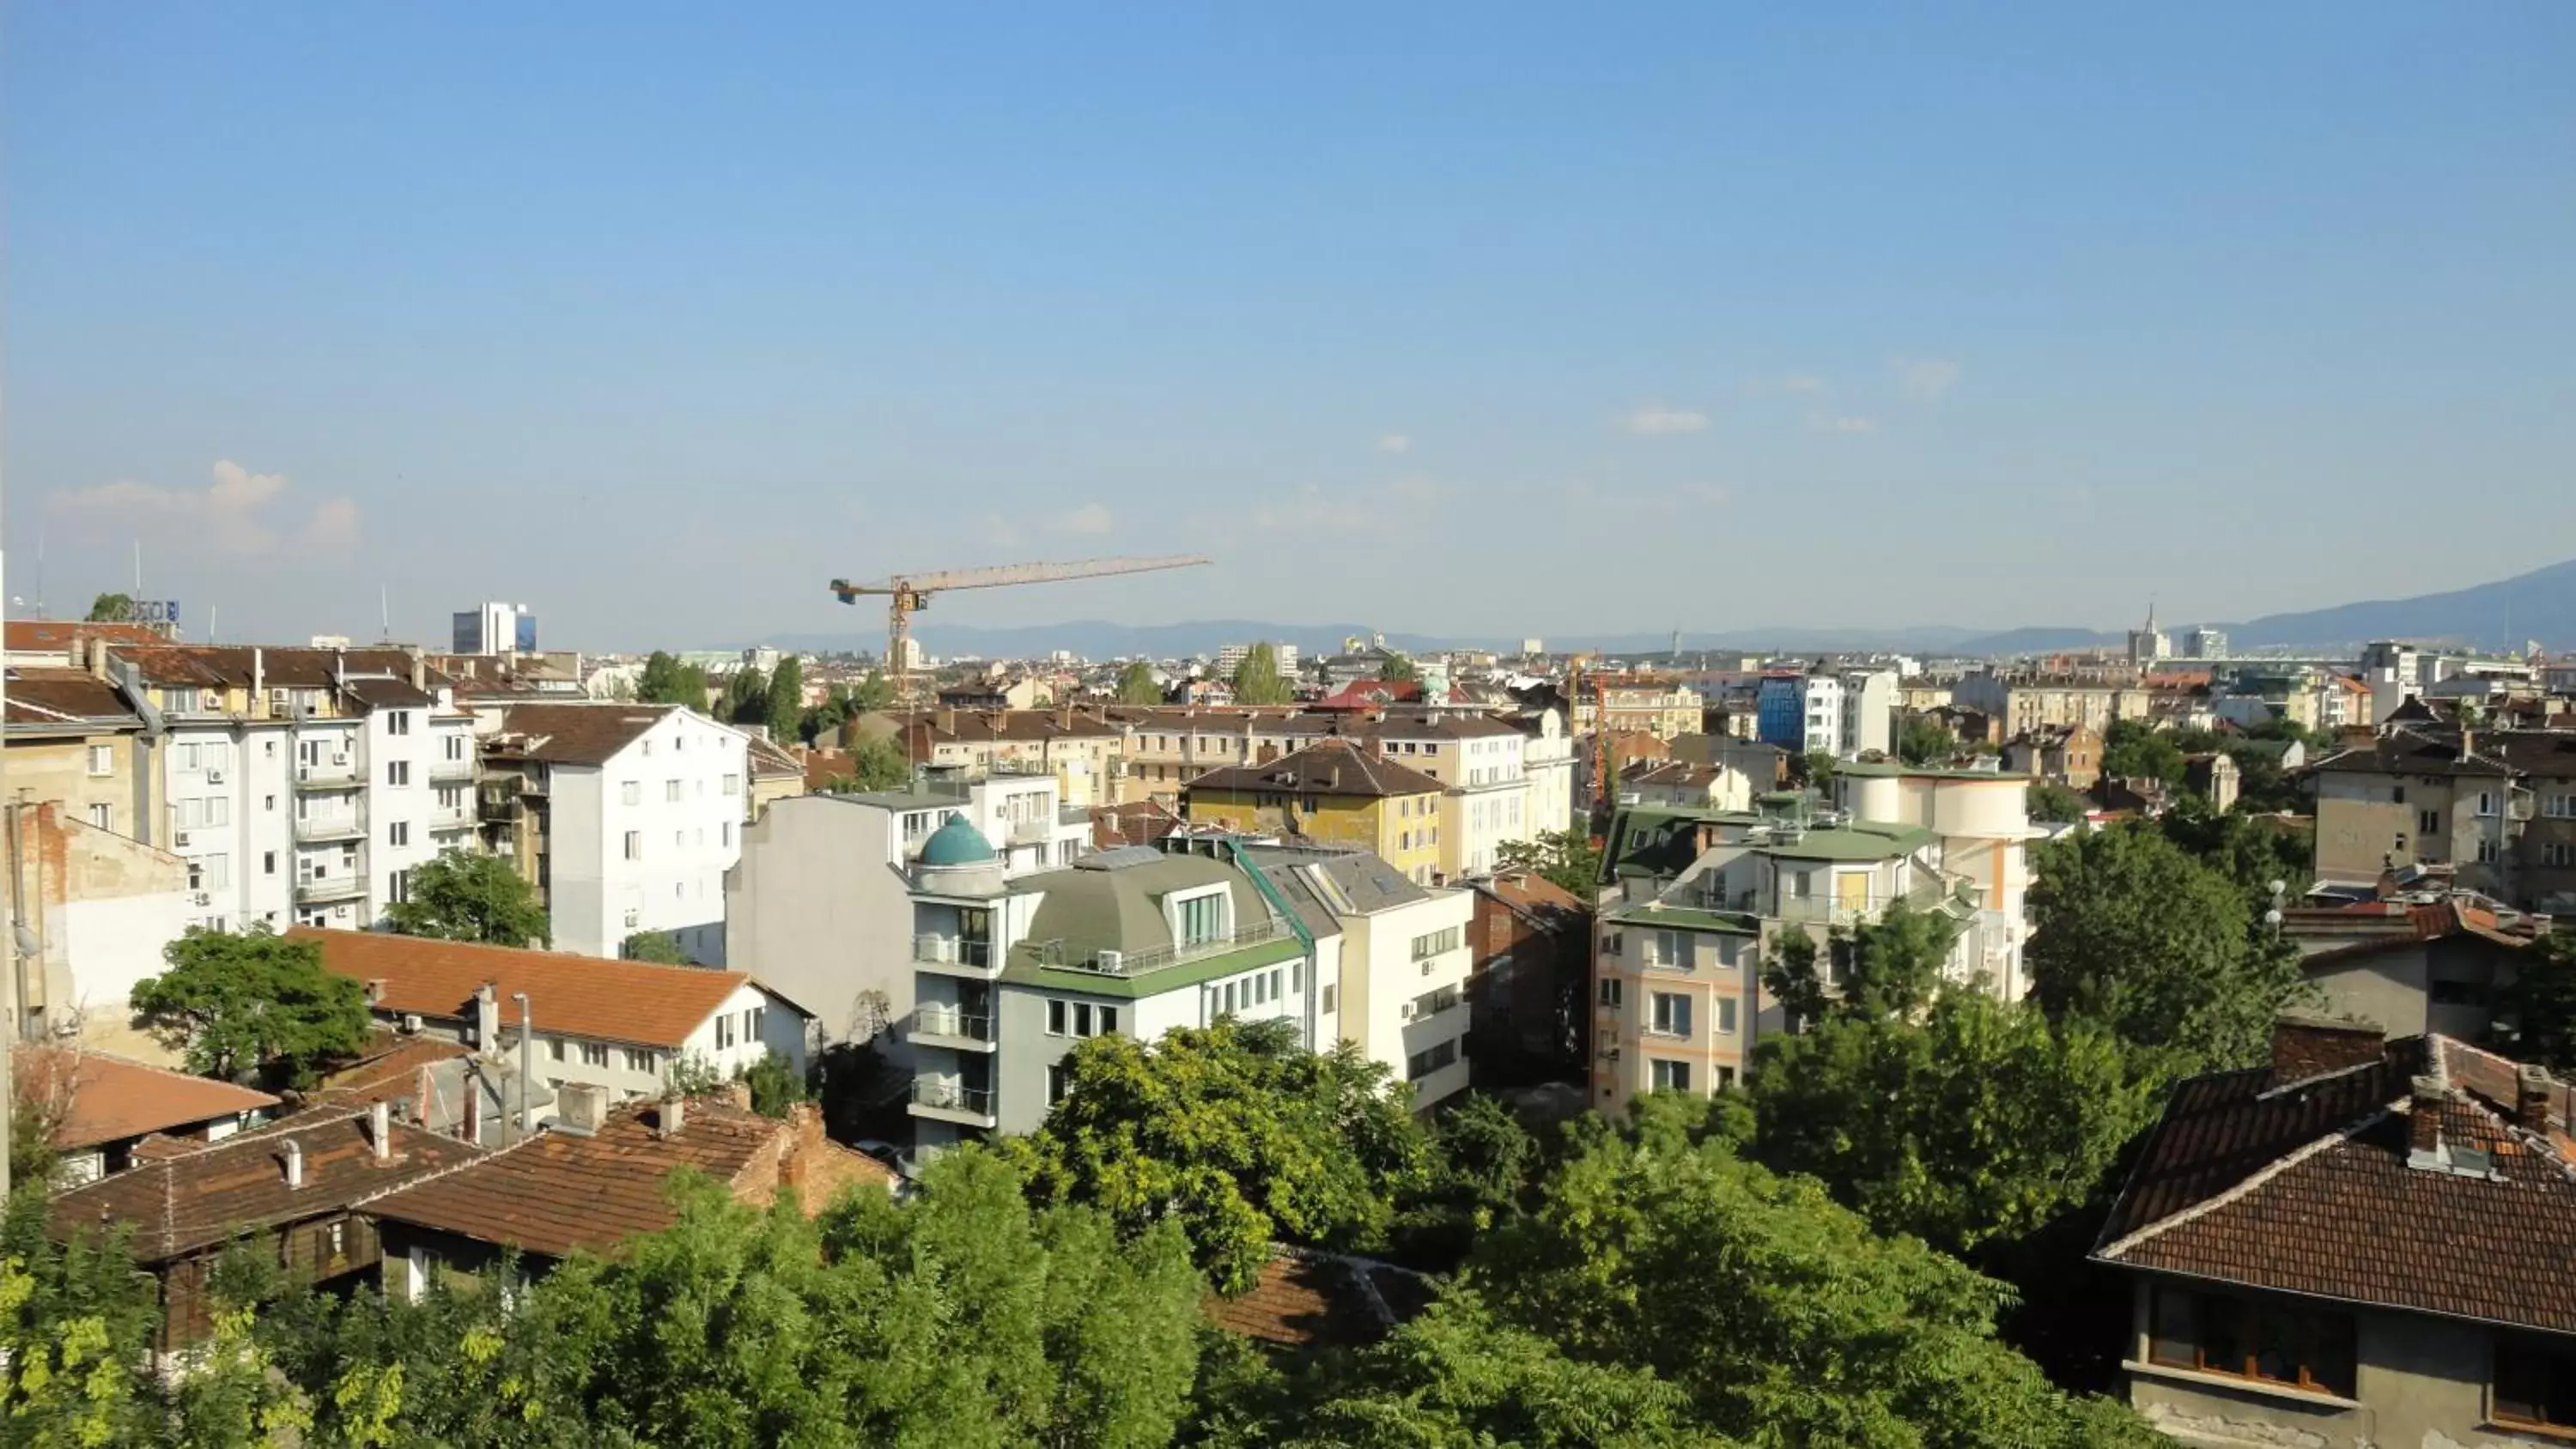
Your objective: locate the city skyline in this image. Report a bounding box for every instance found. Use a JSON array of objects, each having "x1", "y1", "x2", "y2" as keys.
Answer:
[{"x1": 6, "y1": 3, "x2": 2572, "y2": 648}]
